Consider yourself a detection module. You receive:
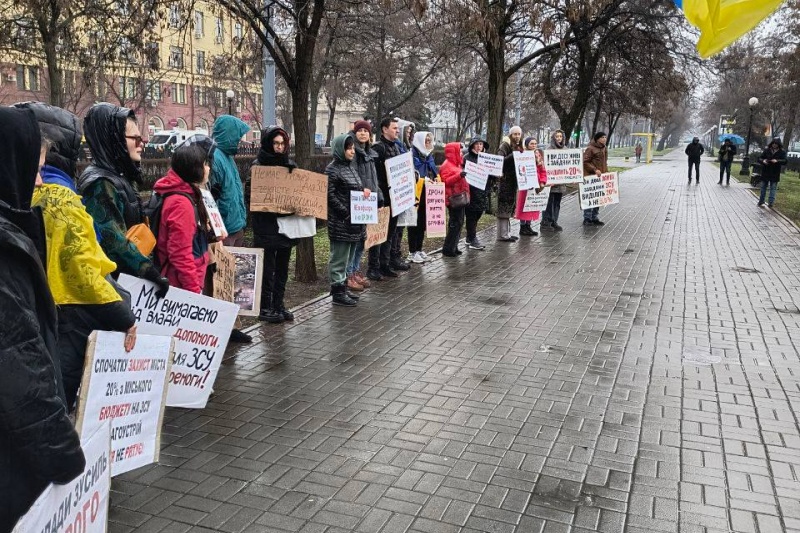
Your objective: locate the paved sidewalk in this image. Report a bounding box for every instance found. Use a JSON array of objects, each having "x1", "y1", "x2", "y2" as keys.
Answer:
[{"x1": 110, "y1": 152, "x2": 800, "y2": 533}]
